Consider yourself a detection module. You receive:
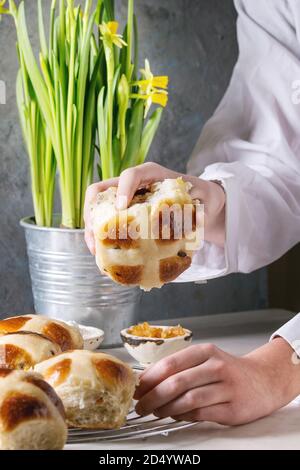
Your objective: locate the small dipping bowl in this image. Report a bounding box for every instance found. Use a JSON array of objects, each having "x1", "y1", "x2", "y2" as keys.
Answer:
[
  {"x1": 120, "y1": 325, "x2": 193, "y2": 367},
  {"x1": 65, "y1": 321, "x2": 105, "y2": 350}
]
